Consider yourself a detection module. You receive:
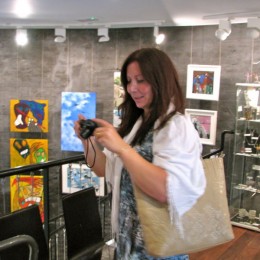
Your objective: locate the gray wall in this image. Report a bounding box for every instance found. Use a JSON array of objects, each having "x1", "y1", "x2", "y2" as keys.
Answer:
[
  {"x1": 0, "y1": 24, "x2": 259, "y2": 214},
  {"x1": 1, "y1": 25, "x2": 259, "y2": 159}
]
